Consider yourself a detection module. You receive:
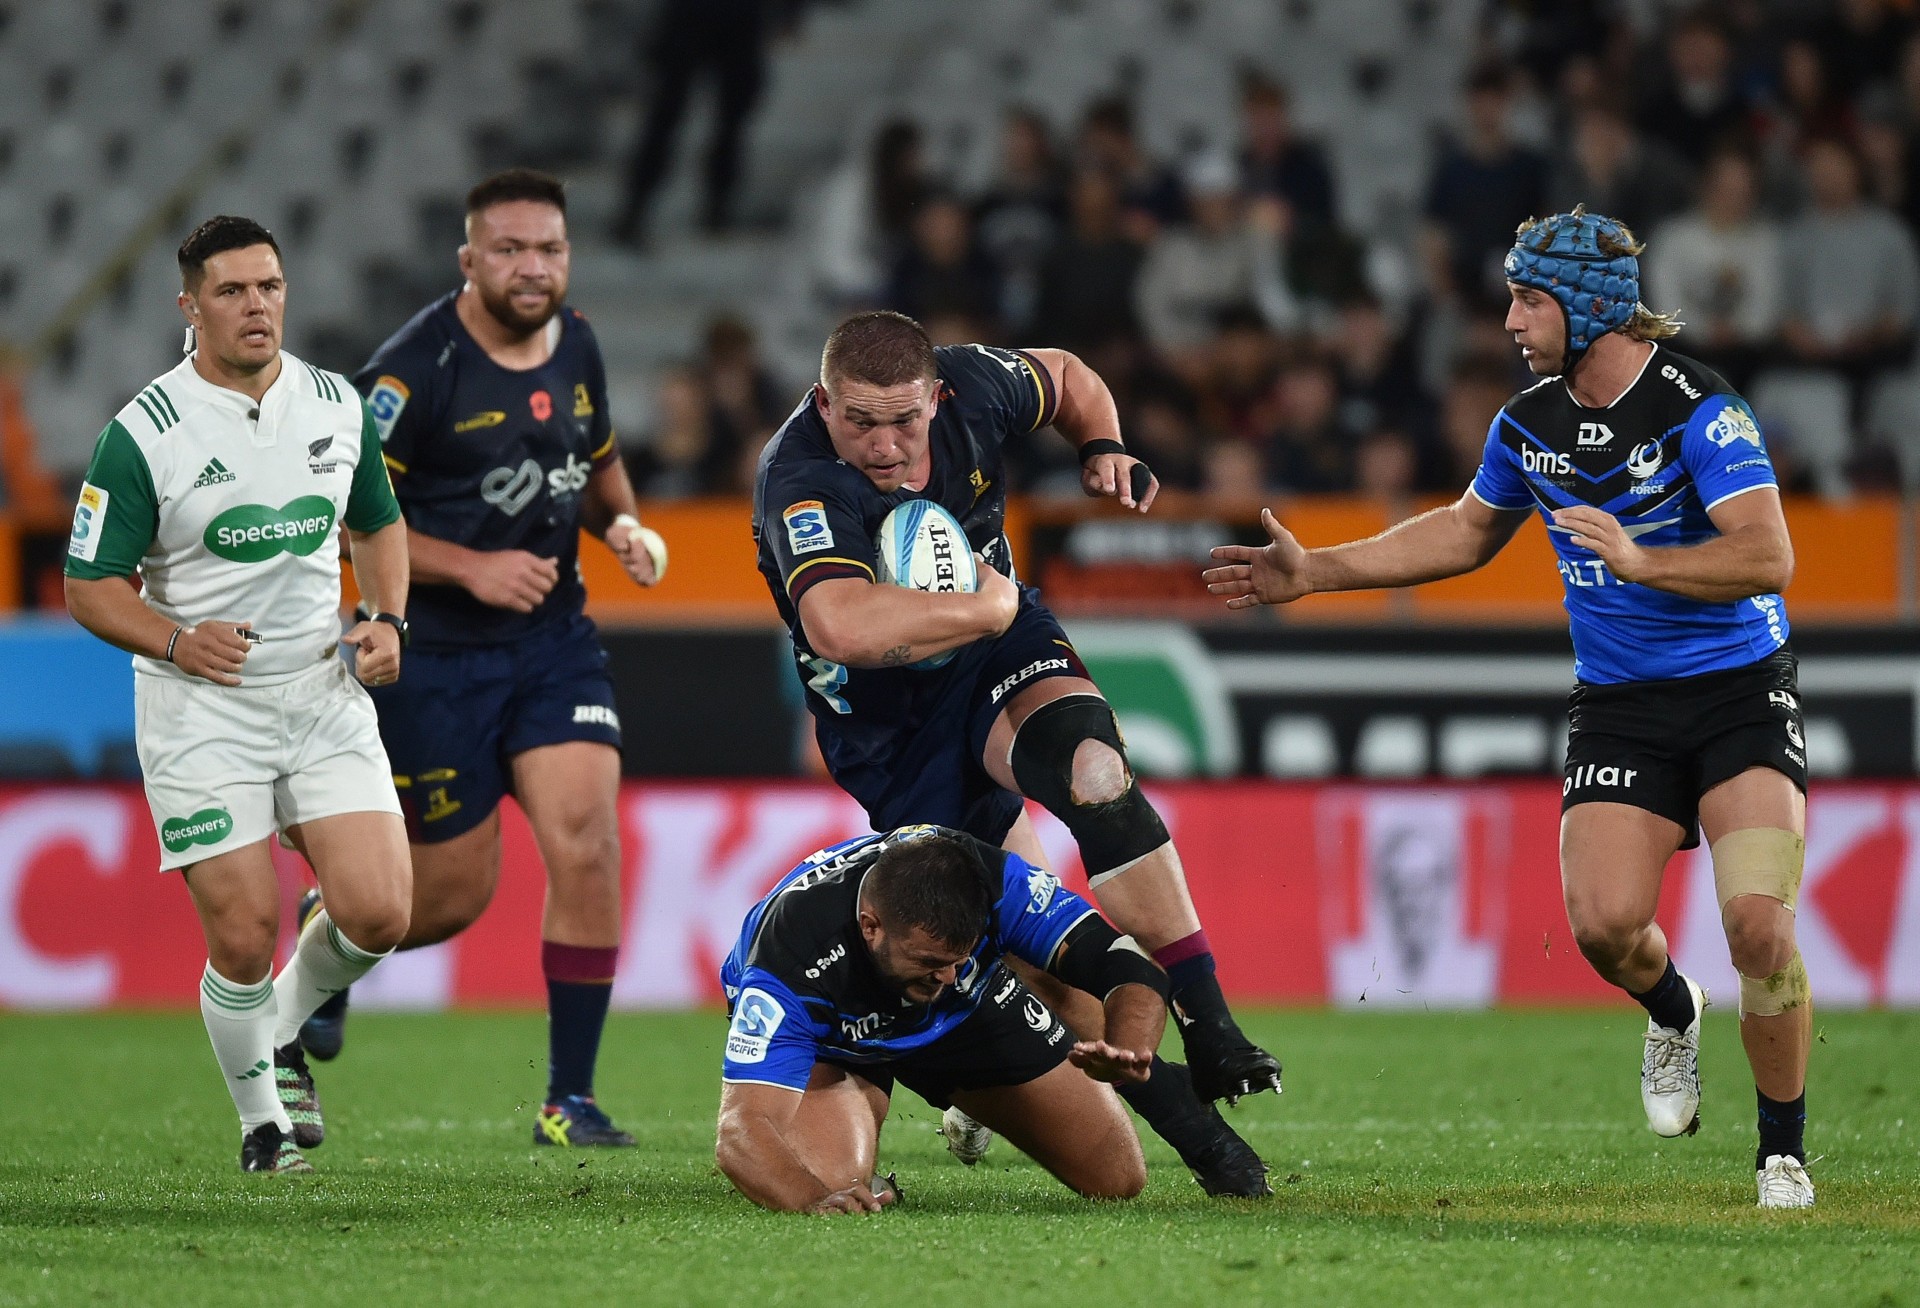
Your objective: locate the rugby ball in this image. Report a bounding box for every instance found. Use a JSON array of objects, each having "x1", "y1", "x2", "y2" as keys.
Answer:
[{"x1": 874, "y1": 500, "x2": 978, "y2": 670}]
